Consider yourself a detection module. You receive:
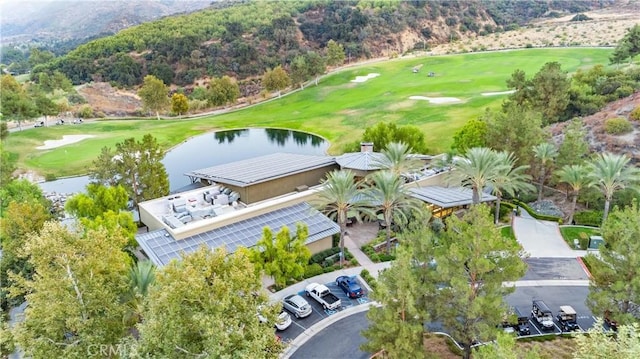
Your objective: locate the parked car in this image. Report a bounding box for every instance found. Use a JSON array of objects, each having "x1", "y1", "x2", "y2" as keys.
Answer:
[
  {"x1": 282, "y1": 294, "x2": 312, "y2": 318},
  {"x1": 55, "y1": 119, "x2": 65, "y2": 125},
  {"x1": 531, "y1": 300, "x2": 555, "y2": 331},
  {"x1": 305, "y1": 283, "x2": 341, "y2": 310},
  {"x1": 34, "y1": 121, "x2": 45, "y2": 127},
  {"x1": 258, "y1": 309, "x2": 291, "y2": 331},
  {"x1": 514, "y1": 307, "x2": 531, "y2": 336},
  {"x1": 336, "y1": 276, "x2": 364, "y2": 298},
  {"x1": 556, "y1": 305, "x2": 579, "y2": 332},
  {"x1": 72, "y1": 119, "x2": 83, "y2": 124}
]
